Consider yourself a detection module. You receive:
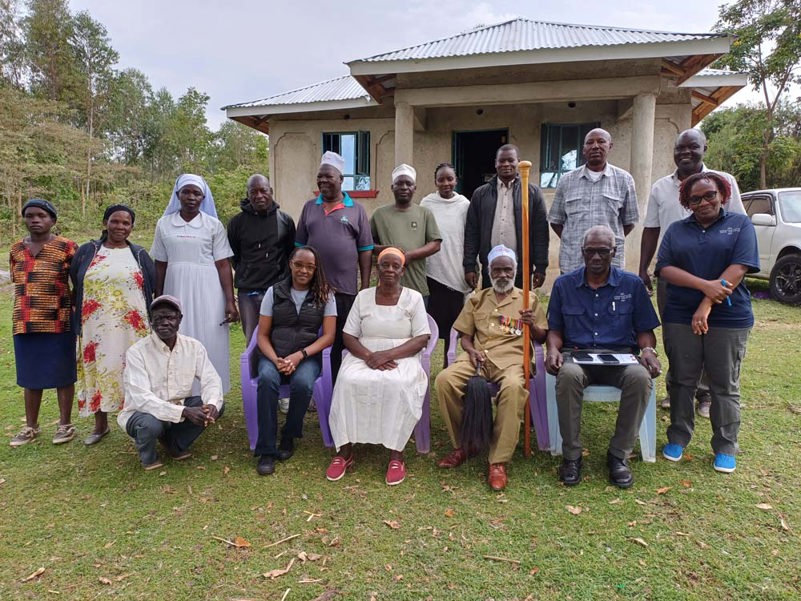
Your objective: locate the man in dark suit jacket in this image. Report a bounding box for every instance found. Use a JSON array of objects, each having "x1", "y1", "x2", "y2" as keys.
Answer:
[{"x1": 463, "y1": 144, "x2": 549, "y2": 290}]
